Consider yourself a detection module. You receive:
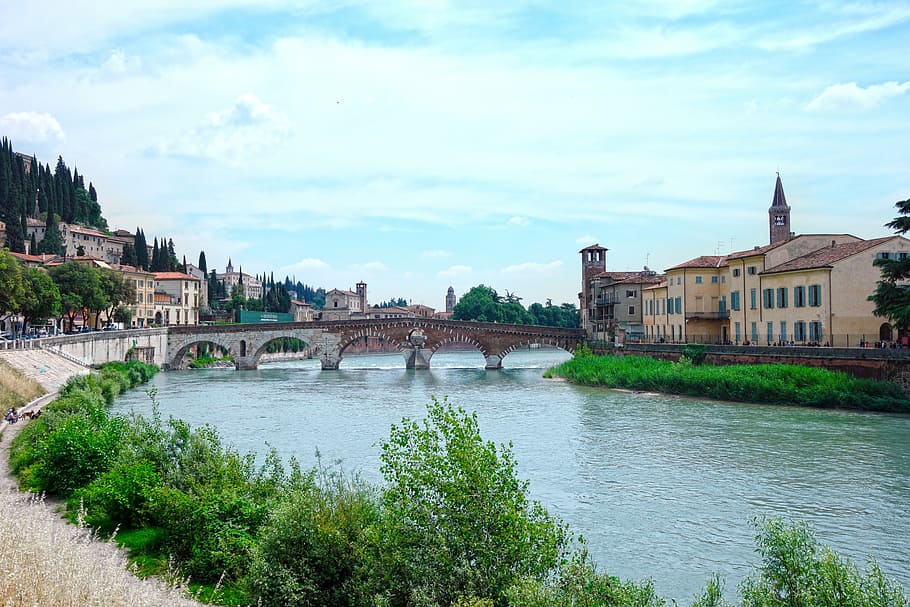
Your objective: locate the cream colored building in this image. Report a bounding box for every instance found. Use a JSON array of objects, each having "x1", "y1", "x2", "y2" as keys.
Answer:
[
  {"x1": 321, "y1": 283, "x2": 367, "y2": 321},
  {"x1": 366, "y1": 306, "x2": 415, "y2": 320},
  {"x1": 111, "y1": 264, "x2": 157, "y2": 327},
  {"x1": 152, "y1": 271, "x2": 201, "y2": 326},
  {"x1": 26, "y1": 218, "x2": 127, "y2": 264},
  {"x1": 216, "y1": 259, "x2": 262, "y2": 300},
  {"x1": 290, "y1": 299, "x2": 315, "y2": 322},
  {"x1": 590, "y1": 175, "x2": 910, "y2": 346}
]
